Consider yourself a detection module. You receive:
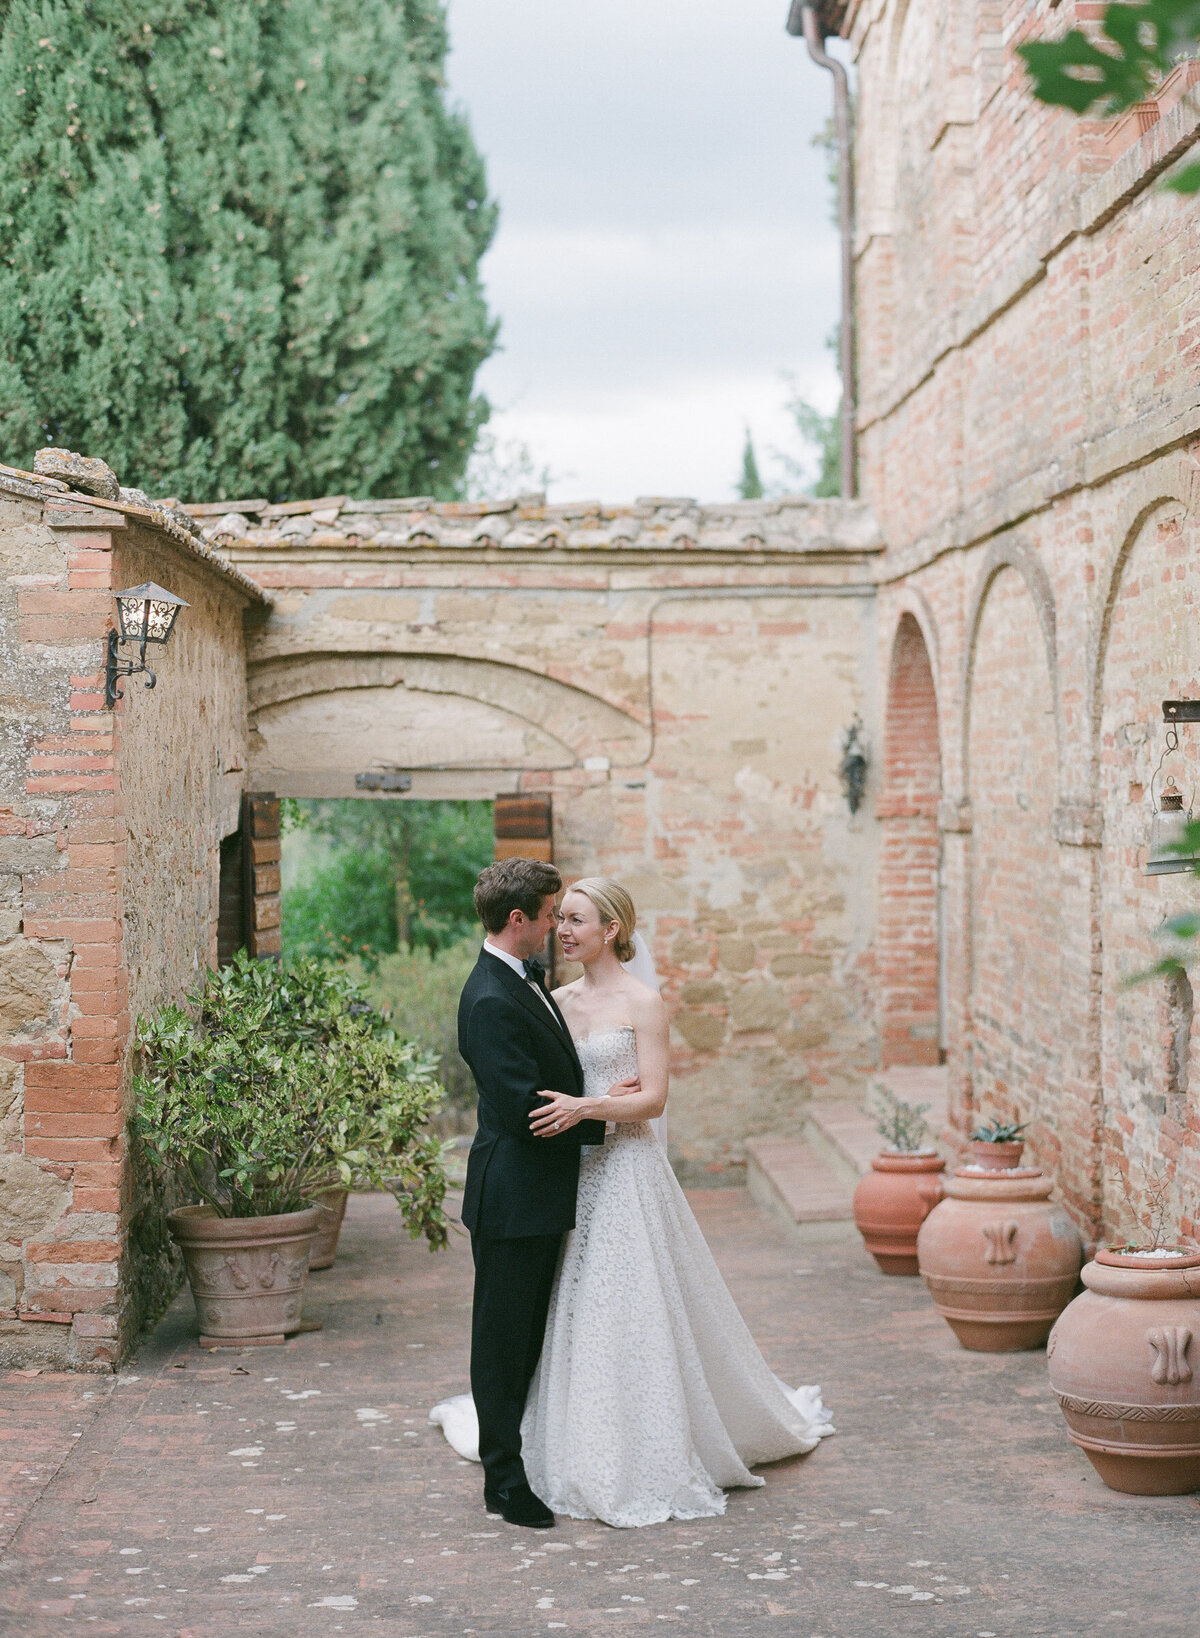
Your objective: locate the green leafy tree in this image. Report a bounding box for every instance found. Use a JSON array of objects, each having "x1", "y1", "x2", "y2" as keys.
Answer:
[
  {"x1": 780, "y1": 387, "x2": 841, "y2": 498},
  {"x1": 283, "y1": 798, "x2": 492, "y2": 962},
  {"x1": 736, "y1": 428, "x2": 765, "y2": 499},
  {"x1": 0, "y1": 0, "x2": 496, "y2": 499},
  {"x1": 1020, "y1": 1, "x2": 1200, "y2": 193}
]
